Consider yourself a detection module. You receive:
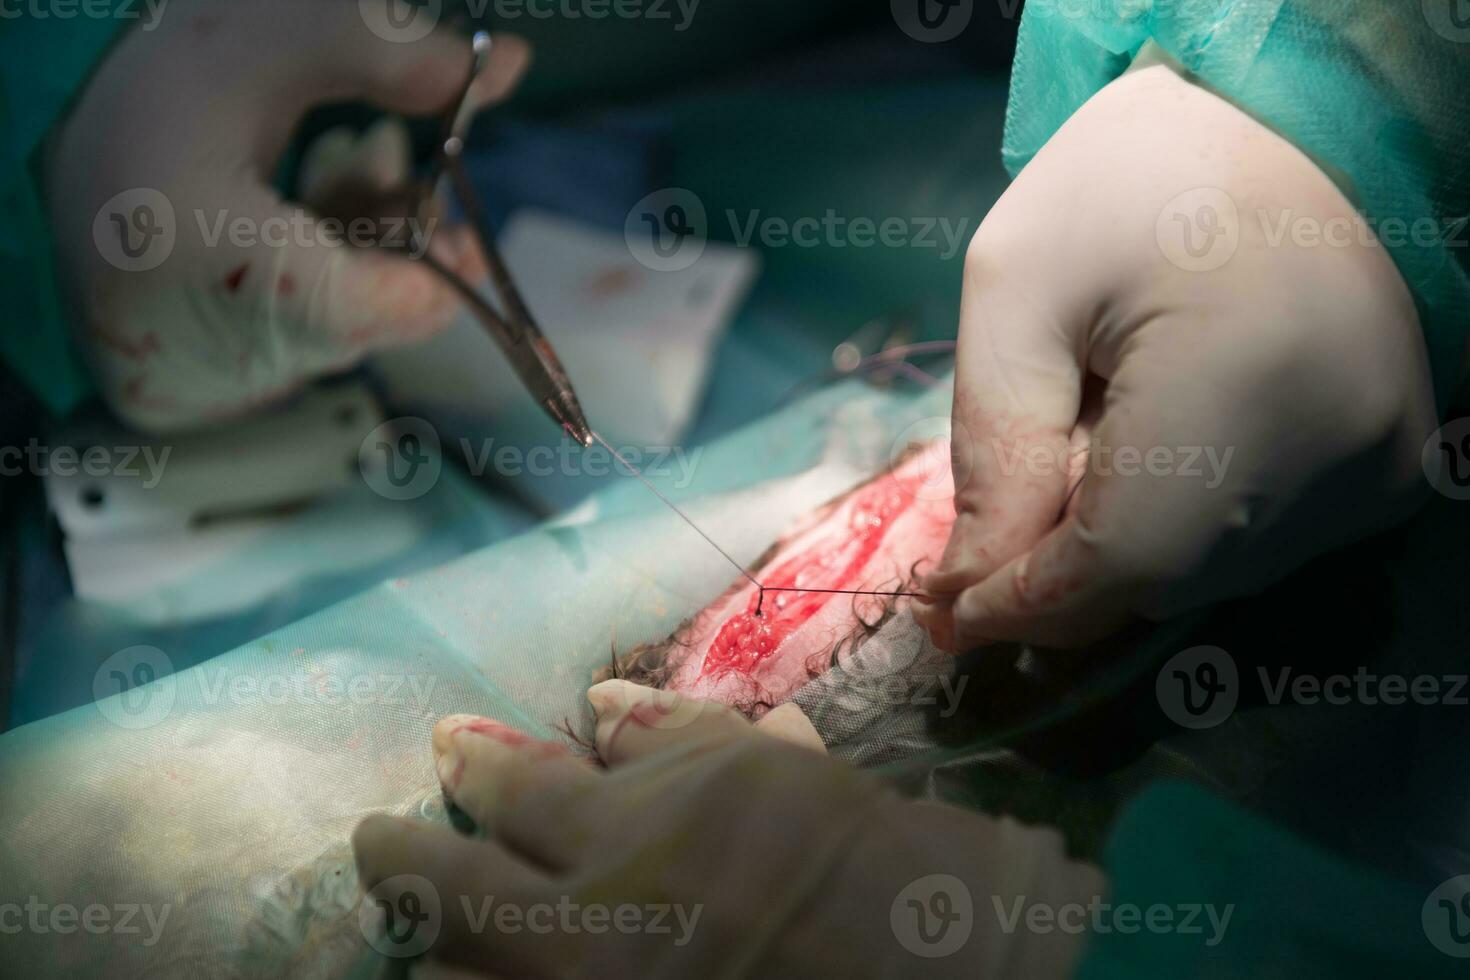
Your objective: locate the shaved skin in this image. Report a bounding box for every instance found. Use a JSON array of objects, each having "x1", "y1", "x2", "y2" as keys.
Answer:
[{"x1": 607, "y1": 441, "x2": 955, "y2": 715}]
